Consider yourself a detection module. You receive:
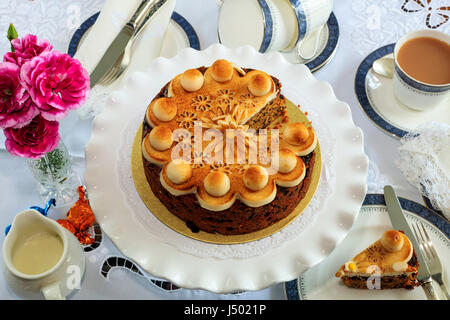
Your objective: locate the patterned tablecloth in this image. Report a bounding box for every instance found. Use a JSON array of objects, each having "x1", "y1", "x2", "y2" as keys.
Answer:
[{"x1": 0, "y1": 0, "x2": 448, "y2": 300}]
